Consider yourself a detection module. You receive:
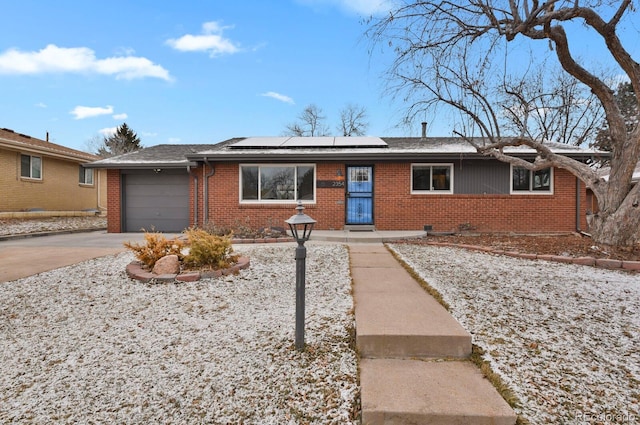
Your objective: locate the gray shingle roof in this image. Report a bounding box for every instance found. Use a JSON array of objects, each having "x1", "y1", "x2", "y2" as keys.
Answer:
[
  {"x1": 86, "y1": 137, "x2": 604, "y2": 168},
  {"x1": 83, "y1": 144, "x2": 225, "y2": 168}
]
